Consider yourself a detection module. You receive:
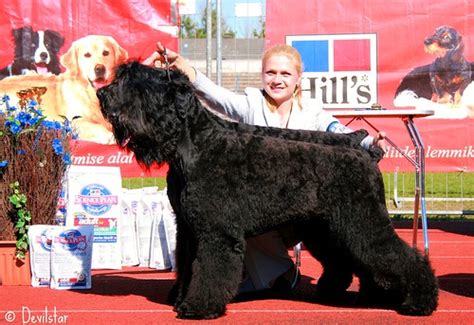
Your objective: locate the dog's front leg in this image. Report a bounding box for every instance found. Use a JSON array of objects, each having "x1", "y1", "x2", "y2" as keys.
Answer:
[
  {"x1": 169, "y1": 216, "x2": 196, "y2": 309},
  {"x1": 176, "y1": 236, "x2": 245, "y2": 320}
]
